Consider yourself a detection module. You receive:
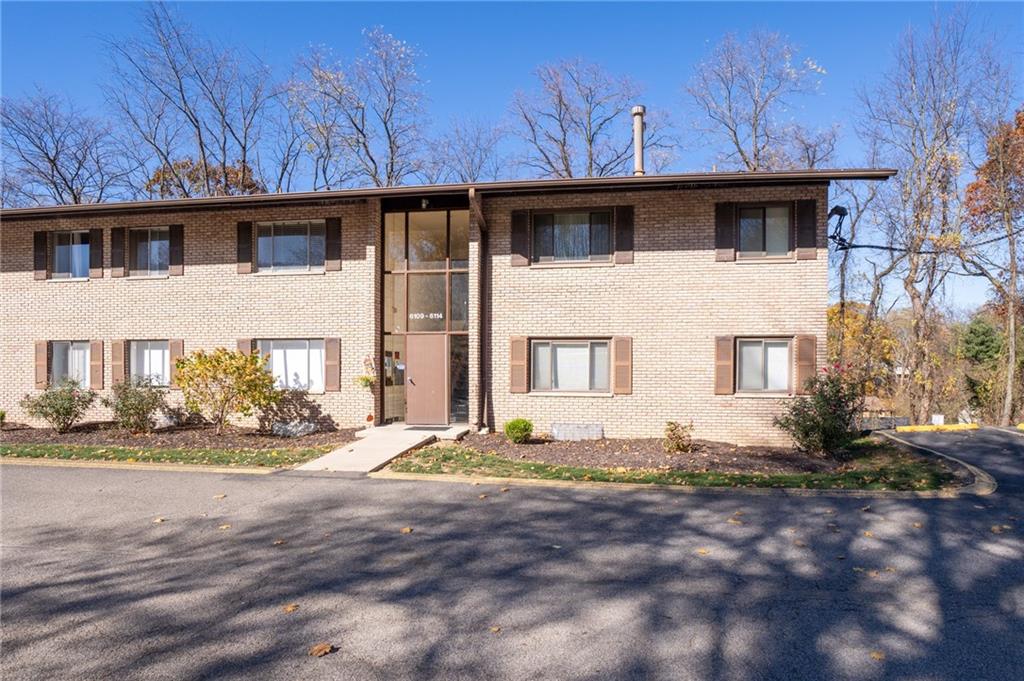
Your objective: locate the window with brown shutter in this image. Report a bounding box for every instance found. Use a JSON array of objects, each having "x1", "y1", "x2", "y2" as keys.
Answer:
[
  {"x1": 510, "y1": 211, "x2": 530, "y2": 267},
  {"x1": 89, "y1": 340, "x2": 104, "y2": 390},
  {"x1": 325, "y1": 218, "x2": 342, "y2": 271},
  {"x1": 110, "y1": 340, "x2": 126, "y2": 385},
  {"x1": 509, "y1": 337, "x2": 528, "y2": 392},
  {"x1": 614, "y1": 206, "x2": 634, "y2": 264},
  {"x1": 612, "y1": 336, "x2": 632, "y2": 394},
  {"x1": 110, "y1": 227, "x2": 126, "y2": 277},
  {"x1": 34, "y1": 341, "x2": 48, "y2": 388},
  {"x1": 168, "y1": 339, "x2": 184, "y2": 388},
  {"x1": 715, "y1": 203, "x2": 736, "y2": 261},
  {"x1": 795, "y1": 199, "x2": 818, "y2": 260},
  {"x1": 89, "y1": 229, "x2": 104, "y2": 278},
  {"x1": 237, "y1": 339, "x2": 254, "y2": 355},
  {"x1": 714, "y1": 336, "x2": 735, "y2": 394},
  {"x1": 324, "y1": 338, "x2": 341, "y2": 391},
  {"x1": 169, "y1": 224, "x2": 184, "y2": 275},
  {"x1": 794, "y1": 335, "x2": 817, "y2": 394},
  {"x1": 237, "y1": 221, "x2": 253, "y2": 273}
]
